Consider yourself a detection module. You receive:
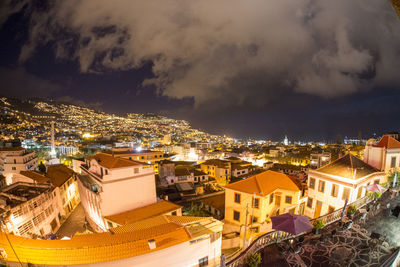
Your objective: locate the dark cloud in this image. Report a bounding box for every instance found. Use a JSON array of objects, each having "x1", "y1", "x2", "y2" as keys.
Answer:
[{"x1": 1, "y1": 0, "x2": 399, "y2": 109}]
